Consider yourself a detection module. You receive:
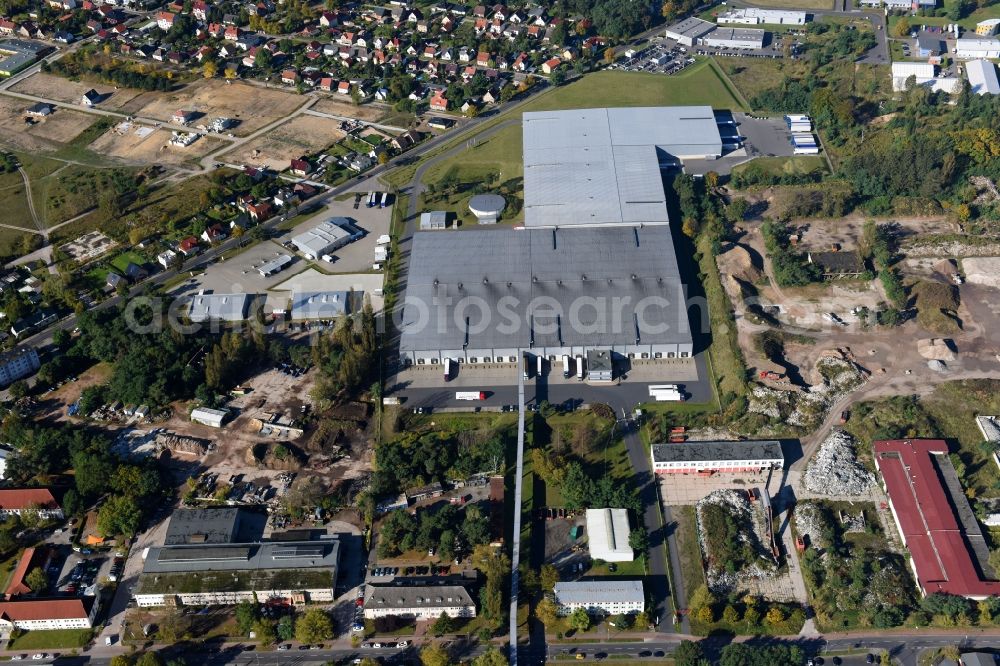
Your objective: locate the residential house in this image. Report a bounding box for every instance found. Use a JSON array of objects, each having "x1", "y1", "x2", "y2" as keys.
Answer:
[
  {"x1": 156, "y1": 10, "x2": 175, "y2": 30},
  {"x1": 429, "y1": 90, "x2": 448, "y2": 111},
  {"x1": 81, "y1": 89, "x2": 101, "y2": 106},
  {"x1": 541, "y1": 57, "x2": 561, "y2": 74},
  {"x1": 178, "y1": 237, "x2": 200, "y2": 256},
  {"x1": 201, "y1": 224, "x2": 227, "y2": 244},
  {"x1": 290, "y1": 158, "x2": 312, "y2": 177}
]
